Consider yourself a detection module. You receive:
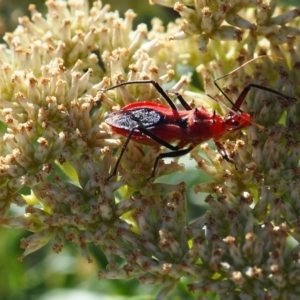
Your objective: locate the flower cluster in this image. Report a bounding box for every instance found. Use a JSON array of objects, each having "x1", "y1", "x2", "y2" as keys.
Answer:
[
  {"x1": 152, "y1": 0, "x2": 300, "y2": 52},
  {"x1": 0, "y1": 0, "x2": 300, "y2": 299}
]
